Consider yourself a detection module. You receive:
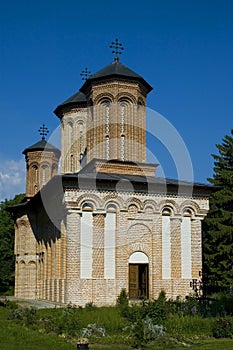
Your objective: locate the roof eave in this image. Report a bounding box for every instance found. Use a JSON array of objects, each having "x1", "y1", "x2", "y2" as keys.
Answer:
[
  {"x1": 53, "y1": 101, "x2": 87, "y2": 118},
  {"x1": 80, "y1": 74, "x2": 153, "y2": 95}
]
